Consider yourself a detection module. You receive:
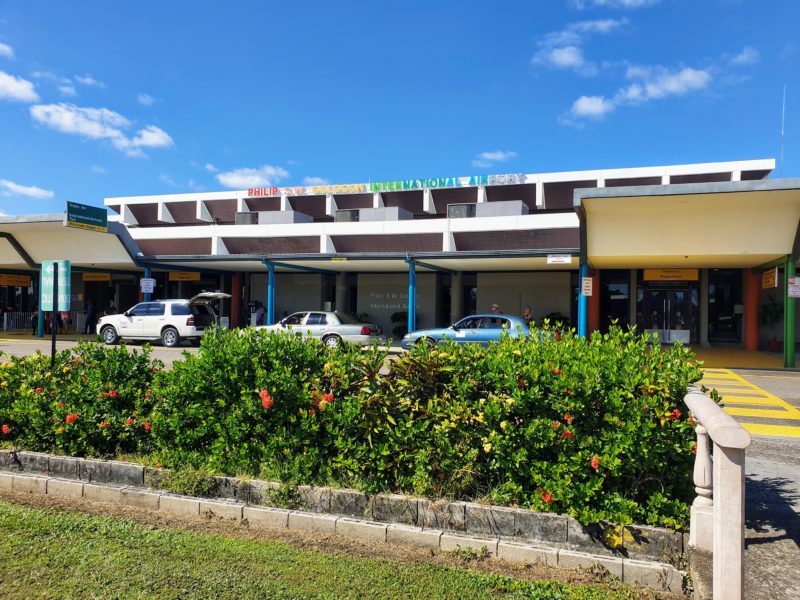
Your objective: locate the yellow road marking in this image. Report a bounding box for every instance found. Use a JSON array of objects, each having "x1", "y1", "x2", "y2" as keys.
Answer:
[
  {"x1": 740, "y1": 423, "x2": 800, "y2": 438},
  {"x1": 723, "y1": 407, "x2": 800, "y2": 420},
  {"x1": 720, "y1": 396, "x2": 795, "y2": 406}
]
